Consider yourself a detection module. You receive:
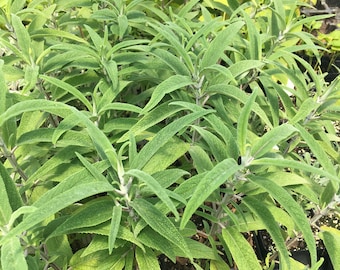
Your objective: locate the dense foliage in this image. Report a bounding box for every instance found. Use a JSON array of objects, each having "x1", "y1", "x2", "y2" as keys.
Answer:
[{"x1": 0, "y1": 0, "x2": 339, "y2": 269}]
